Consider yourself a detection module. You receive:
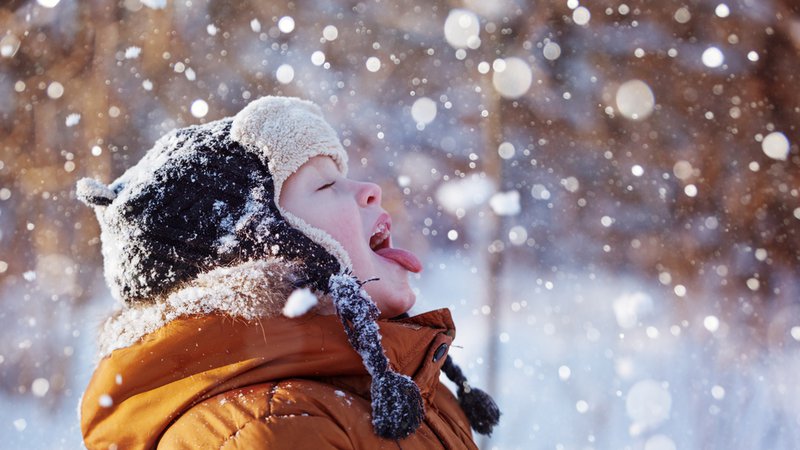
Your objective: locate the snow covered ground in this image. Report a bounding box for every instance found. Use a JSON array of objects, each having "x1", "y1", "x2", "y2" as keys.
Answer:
[
  {"x1": 414, "y1": 251, "x2": 800, "y2": 449},
  {"x1": 3, "y1": 251, "x2": 799, "y2": 449},
  {"x1": 0, "y1": 293, "x2": 104, "y2": 449}
]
